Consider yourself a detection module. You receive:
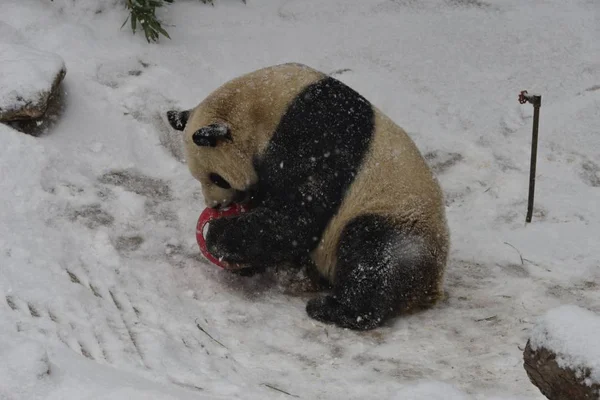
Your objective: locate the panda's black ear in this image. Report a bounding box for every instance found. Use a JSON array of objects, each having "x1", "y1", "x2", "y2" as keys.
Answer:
[
  {"x1": 192, "y1": 123, "x2": 233, "y2": 147},
  {"x1": 167, "y1": 109, "x2": 191, "y2": 131}
]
